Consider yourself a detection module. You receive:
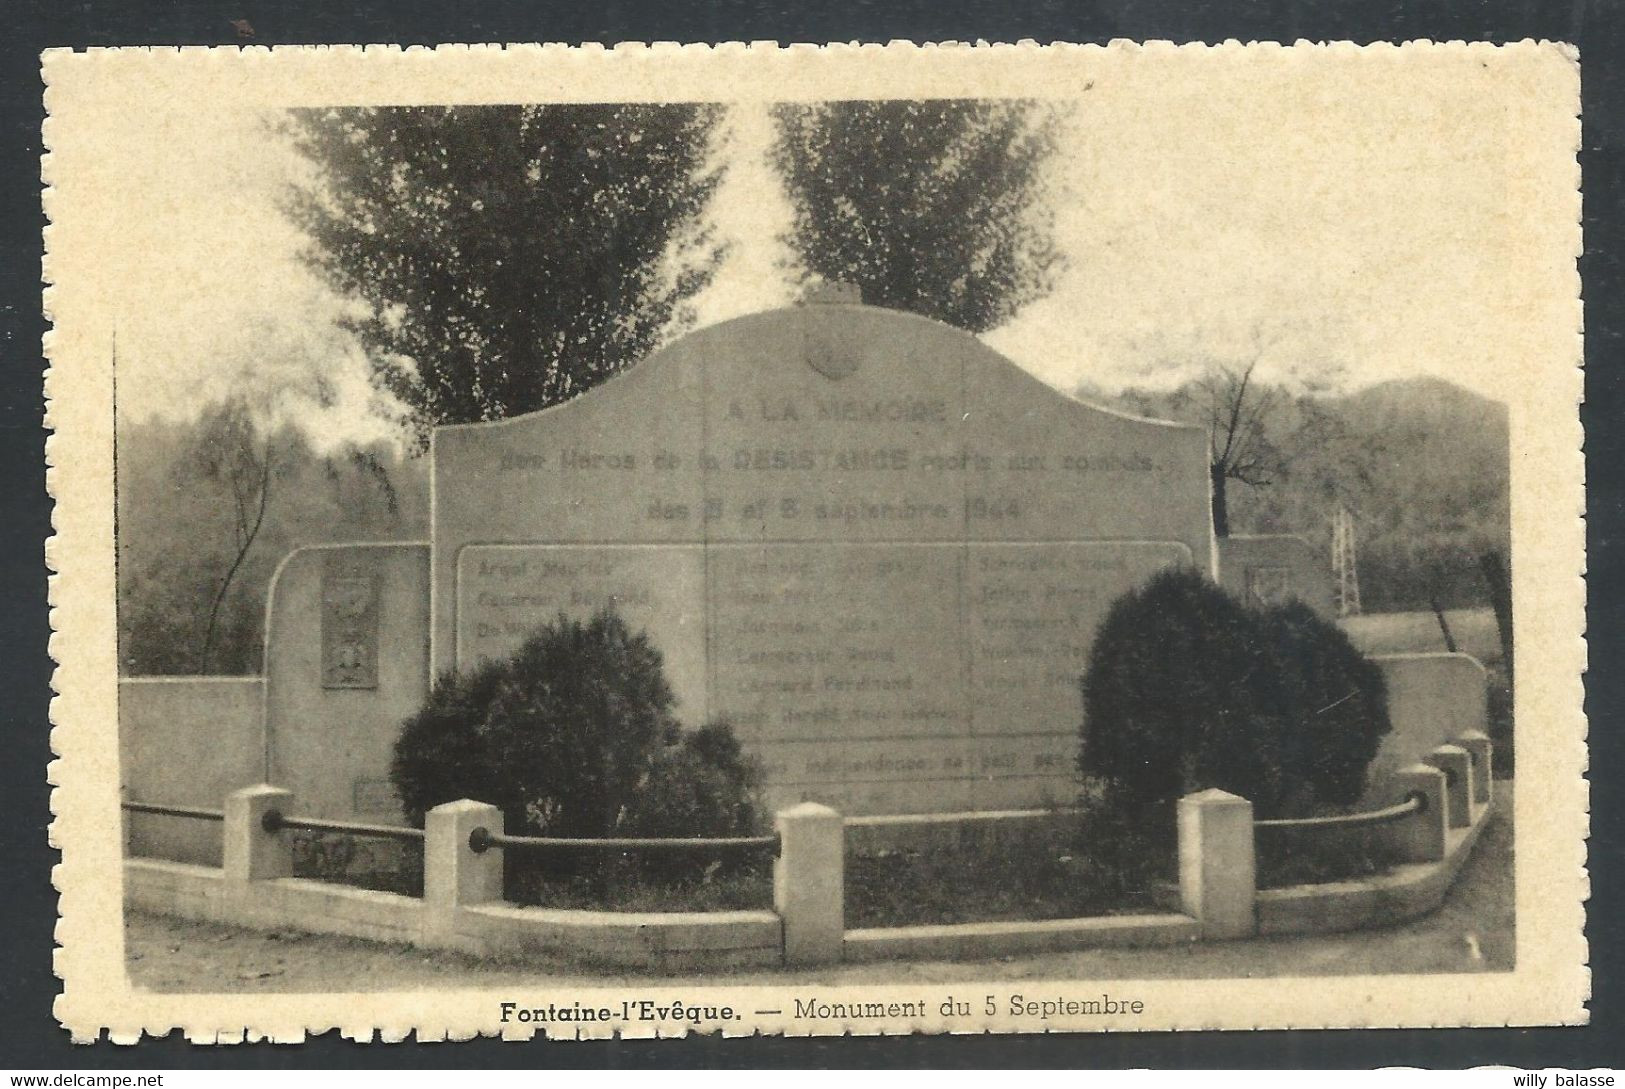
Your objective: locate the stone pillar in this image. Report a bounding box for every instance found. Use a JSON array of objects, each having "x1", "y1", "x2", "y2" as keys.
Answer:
[
  {"x1": 1178, "y1": 789, "x2": 1257, "y2": 940},
  {"x1": 425, "y1": 799, "x2": 504, "y2": 934},
  {"x1": 1383, "y1": 764, "x2": 1449, "y2": 863},
  {"x1": 119, "y1": 786, "x2": 131, "y2": 858},
  {"x1": 1455, "y1": 730, "x2": 1494, "y2": 807},
  {"x1": 1423, "y1": 745, "x2": 1474, "y2": 828},
  {"x1": 774, "y1": 802, "x2": 844, "y2": 966},
  {"x1": 224, "y1": 785, "x2": 294, "y2": 886}
]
